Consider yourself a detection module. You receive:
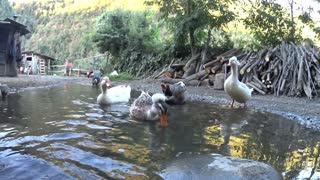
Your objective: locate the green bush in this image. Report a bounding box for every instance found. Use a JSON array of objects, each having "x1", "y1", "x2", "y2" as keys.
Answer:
[{"x1": 109, "y1": 72, "x2": 135, "y2": 80}]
